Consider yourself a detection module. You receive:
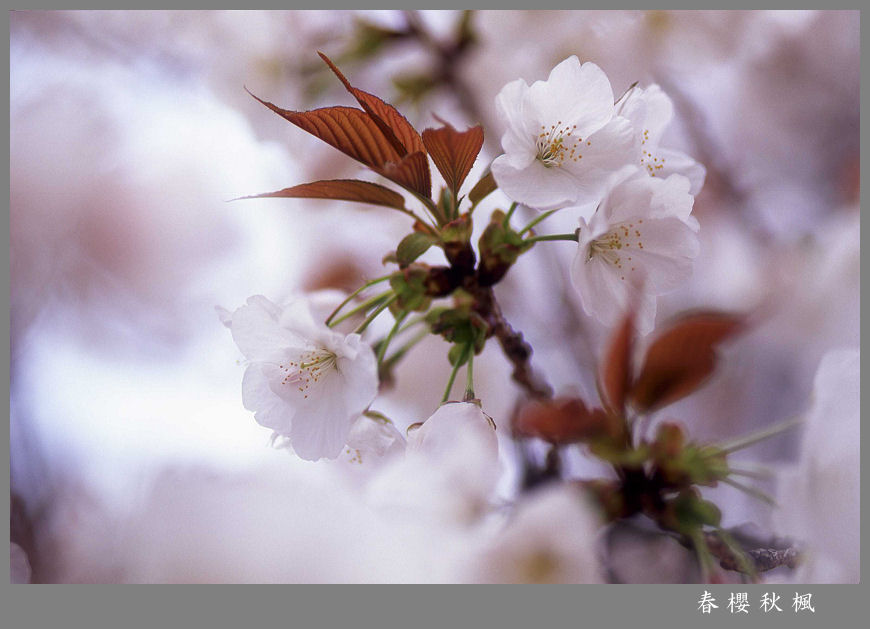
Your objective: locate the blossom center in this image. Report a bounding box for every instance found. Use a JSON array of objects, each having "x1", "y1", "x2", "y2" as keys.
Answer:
[
  {"x1": 588, "y1": 220, "x2": 644, "y2": 281},
  {"x1": 639, "y1": 129, "x2": 665, "y2": 176},
  {"x1": 277, "y1": 348, "x2": 338, "y2": 399},
  {"x1": 535, "y1": 121, "x2": 585, "y2": 168}
]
